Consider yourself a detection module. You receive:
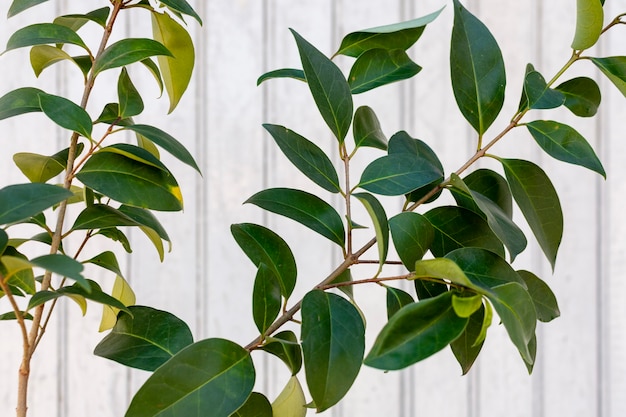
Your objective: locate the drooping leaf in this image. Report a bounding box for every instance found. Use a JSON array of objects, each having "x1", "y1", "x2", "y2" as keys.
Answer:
[
  {"x1": 140, "y1": 58, "x2": 164, "y2": 95},
  {"x1": 526, "y1": 120, "x2": 605, "y2": 177},
  {"x1": 96, "y1": 228, "x2": 132, "y2": 253},
  {"x1": 0, "y1": 253, "x2": 35, "y2": 294},
  {"x1": 118, "y1": 67, "x2": 144, "y2": 118},
  {"x1": 29, "y1": 45, "x2": 76, "y2": 77},
  {"x1": 571, "y1": 0, "x2": 604, "y2": 50},
  {"x1": 591, "y1": 57, "x2": 626, "y2": 98},
  {"x1": 389, "y1": 212, "x2": 434, "y2": 270},
  {"x1": 451, "y1": 303, "x2": 486, "y2": 374},
  {"x1": 234, "y1": 392, "x2": 273, "y2": 417},
  {"x1": 118, "y1": 205, "x2": 170, "y2": 243},
  {"x1": 7, "y1": 0, "x2": 49, "y2": 18},
  {"x1": 93, "y1": 38, "x2": 172, "y2": 75},
  {"x1": 453, "y1": 169, "x2": 513, "y2": 218},
  {"x1": 53, "y1": 7, "x2": 110, "y2": 30},
  {"x1": 126, "y1": 338, "x2": 255, "y2": 417},
  {"x1": 83, "y1": 251, "x2": 124, "y2": 277},
  {"x1": 519, "y1": 64, "x2": 565, "y2": 110},
  {"x1": 245, "y1": 188, "x2": 345, "y2": 248},
  {"x1": 4, "y1": 23, "x2": 88, "y2": 53},
  {"x1": 386, "y1": 287, "x2": 414, "y2": 319},
  {"x1": 271, "y1": 377, "x2": 306, "y2": 417},
  {"x1": 71, "y1": 204, "x2": 139, "y2": 231},
  {"x1": 38, "y1": 93, "x2": 92, "y2": 139},
  {"x1": 365, "y1": 291, "x2": 468, "y2": 370},
  {"x1": 500, "y1": 158, "x2": 563, "y2": 269},
  {"x1": 353, "y1": 193, "x2": 389, "y2": 273},
  {"x1": 353, "y1": 106, "x2": 388, "y2": 150},
  {"x1": 263, "y1": 124, "x2": 341, "y2": 193},
  {"x1": 257, "y1": 68, "x2": 306, "y2": 85},
  {"x1": 151, "y1": 10, "x2": 195, "y2": 113},
  {"x1": 231, "y1": 223, "x2": 297, "y2": 298},
  {"x1": 261, "y1": 331, "x2": 302, "y2": 375},
  {"x1": 517, "y1": 270, "x2": 560, "y2": 323},
  {"x1": 0, "y1": 183, "x2": 72, "y2": 225},
  {"x1": 13, "y1": 152, "x2": 64, "y2": 183},
  {"x1": 301, "y1": 290, "x2": 365, "y2": 412},
  {"x1": 95, "y1": 305, "x2": 193, "y2": 371},
  {"x1": 358, "y1": 153, "x2": 441, "y2": 196},
  {"x1": 158, "y1": 0, "x2": 202, "y2": 25},
  {"x1": 555, "y1": 77, "x2": 601, "y2": 117},
  {"x1": 290, "y1": 29, "x2": 353, "y2": 143},
  {"x1": 55, "y1": 280, "x2": 131, "y2": 313},
  {"x1": 99, "y1": 275, "x2": 136, "y2": 331},
  {"x1": 30, "y1": 254, "x2": 89, "y2": 290},
  {"x1": 253, "y1": 264, "x2": 281, "y2": 335},
  {"x1": 450, "y1": 0, "x2": 506, "y2": 135},
  {"x1": 0, "y1": 87, "x2": 44, "y2": 121},
  {"x1": 335, "y1": 8, "x2": 444, "y2": 57},
  {"x1": 451, "y1": 293, "x2": 482, "y2": 318},
  {"x1": 348, "y1": 49, "x2": 421, "y2": 94}
]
